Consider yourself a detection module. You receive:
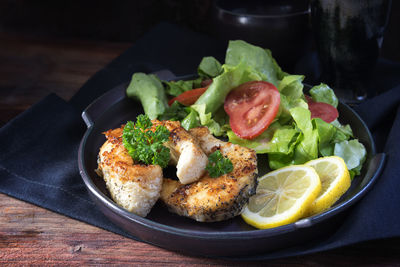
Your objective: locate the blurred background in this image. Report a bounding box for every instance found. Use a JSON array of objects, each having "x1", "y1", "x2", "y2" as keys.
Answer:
[
  {"x1": 0, "y1": 0, "x2": 398, "y2": 61},
  {"x1": 0, "y1": 0, "x2": 399, "y2": 124},
  {"x1": 0, "y1": 0, "x2": 213, "y2": 42}
]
